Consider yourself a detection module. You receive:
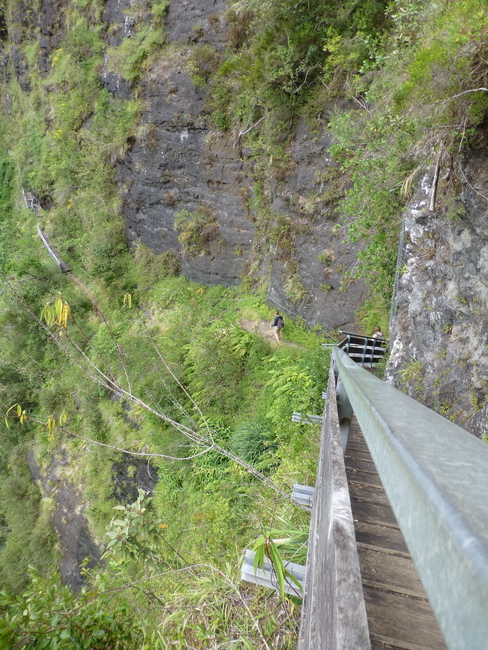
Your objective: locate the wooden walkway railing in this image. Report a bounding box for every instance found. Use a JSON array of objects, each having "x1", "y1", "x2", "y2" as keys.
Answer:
[
  {"x1": 296, "y1": 347, "x2": 488, "y2": 650},
  {"x1": 297, "y1": 347, "x2": 488, "y2": 650},
  {"x1": 297, "y1": 362, "x2": 370, "y2": 649},
  {"x1": 346, "y1": 417, "x2": 445, "y2": 649}
]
